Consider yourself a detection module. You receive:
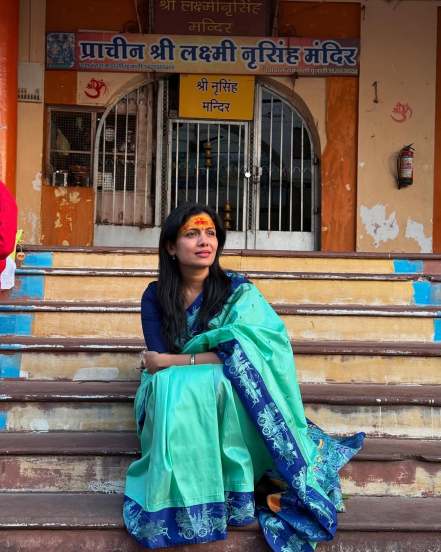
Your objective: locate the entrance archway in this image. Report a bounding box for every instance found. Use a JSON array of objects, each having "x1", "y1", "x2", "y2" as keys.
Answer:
[{"x1": 93, "y1": 78, "x2": 320, "y2": 250}]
